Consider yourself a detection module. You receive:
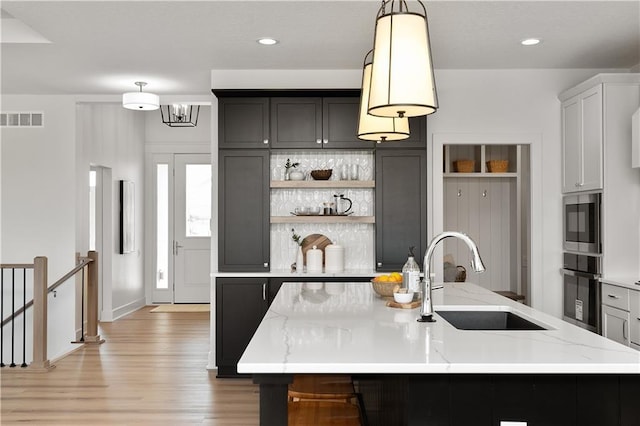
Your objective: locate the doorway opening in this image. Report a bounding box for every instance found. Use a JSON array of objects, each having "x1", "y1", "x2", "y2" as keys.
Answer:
[{"x1": 151, "y1": 154, "x2": 211, "y2": 303}]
